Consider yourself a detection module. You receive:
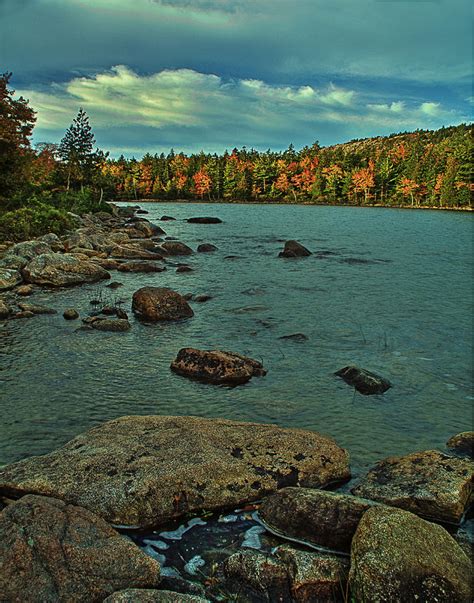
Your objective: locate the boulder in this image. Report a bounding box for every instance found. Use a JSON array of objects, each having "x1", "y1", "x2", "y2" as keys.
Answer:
[
  {"x1": 124, "y1": 220, "x2": 165, "y2": 238},
  {"x1": 92, "y1": 258, "x2": 122, "y2": 270},
  {"x1": 187, "y1": 217, "x2": 222, "y2": 224},
  {"x1": 194, "y1": 294, "x2": 212, "y2": 303},
  {"x1": 349, "y1": 506, "x2": 472, "y2": 603},
  {"x1": 275, "y1": 545, "x2": 350, "y2": 602},
  {"x1": 335, "y1": 365, "x2": 391, "y2": 395},
  {"x1": 12, "y1": 310, "x2": 35, "y2": 319},
  {"x1": 90, "y1": 318, "x2": 131, "y2": 332},
  {"x1": 111, "y1": 245, "x2": 164, "y2": 261},
  {"x1": 0, "y1": 494, "x2": 160, "y2": 603},
  {"x1": 279, "y1": 333, "x2": 308, "y2": 342},
  {"x1": 0, "y1": 415, "x2": 351, "y2": 528},
  {"x1": 132, "y1": 287, "x2": 194, "y2": 322},
  {"x1": 0, "y1": 299, "x2": 11, "y2": 319},
  {"x1": 16, "y1": 284, "x2": 34, "y2": 296},
  {"x1": 259, "y1": 488, "x2": 376, "y2": 554},
  {"x1": 0, "y1": 254, "x2": 26, "y2": 270},
  {"x1": 278, "y1": 241, "x2": 311, "y2": 258},
  {"x1": 64, "y1": 231, "x2": 94, "y2": 251},
  {"x1": 197, "y1": 243, "x2": 217, "y2": 252},
  {"x1": 447, "y1": 432, "x2": 474, "y2": 458},
  {"x1": 9, "y1": 239, "x2": 52, "y2": 261},
  {"x1": 176, "y1": 265, "x2": 193, "y2": 273},
  {"x1": 117, "y1": 261, "x2": 166, "y2": 273},
  {"x1": 22, "y1": 253, "x2": 110, "y2": 287},
  {"x1": 352, "y1": 450, "x2": 473, "y2": 524},
  {"x1": 170, "y1": 348, "x2": 266, "y2": 385},
  {"x1": 222, "y1": 550, "x2": 291, "y2": 602},
  {"x1": 0, "y1": 268, "x2": 22, "y2": 291},
  {"x1": 106, "y1": 281, "x2": 124, "y2": 289},
  {"x1": 40, "y1": 232, "x2": 64, "y2": 251},
  {"x1": 160, "y1": 215, "x2": 176, "y2": 221},
  {"x1": 104, "y1": 591, "x2": 209, "y2": 602},
  {"x1": 63, "y1": 308, "x2": 79, "y2": 320},
  {"x1": 160, "y1": 241, "x2": 193, "y2": 256},
  {"x1": 18, "y1": 302, "x2": 57, "y2": 315}
]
